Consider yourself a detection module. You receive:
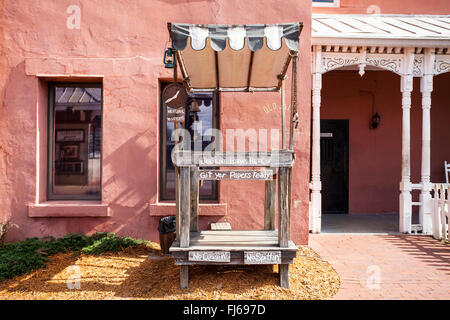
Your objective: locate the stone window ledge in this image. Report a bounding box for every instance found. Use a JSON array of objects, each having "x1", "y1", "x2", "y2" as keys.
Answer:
[
  {"x1": 28, "y1": 201, "x2": 110, "y2": 218},
  {"x1": 149, "y1": 202, "x2": 227, "y2": 216}
]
